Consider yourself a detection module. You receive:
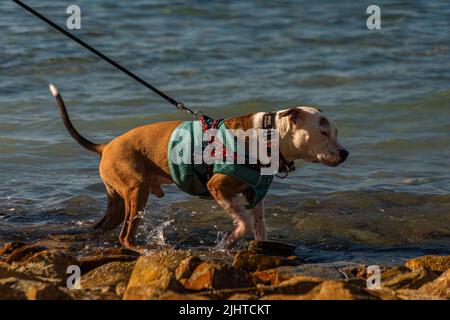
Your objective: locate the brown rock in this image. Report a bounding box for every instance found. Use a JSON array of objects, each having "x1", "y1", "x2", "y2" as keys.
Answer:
[
  {"x1": 0, "y1": 242, "x2": 26, "y2": 258},
  {"x1": 0, "y1": 276, "x2": 74, "y2": 300},
  {"x1": 175, "y1": 256, "x2": 202, "y2": 280},
  {"x1": 382, "y1": 266, "x2": 438, "y2": 290},
  {"x1": 339, "y1": 264, "x2": 368, "y2": 279},
  {"x1": 261, "y1": 280, "x2": 390, "y2": 300},
  {"x1": 207, "y1": 288, "x2": 259, "y2": 300},
  {"x1": 159, "y1": 291, "x2": 210, "y2": 300},
  {"x1": 253, "y1": 264, "x2": 345, "y2": 285},
  {"x1": 418, "y1": 269, "x2": 450, "y2": 299},
  {"x1": 182, "y1": 261, "x2": 252, "y2": 291},
  {"x1": 232, "y1": 250, "x2": 298, "y2": 272},
  {"x1": 247, "y1": 240, "x2": 296, "y2": 257},
  {"x1": 261, "y1": 294, "x2": 307, "y2": 300},
  {"x1": 396, "y1": 289, "x2": 444, "y2": 300},
  {"x1": 115, "y1": 281, "x2": 128, "y2": 297},
  {"x1": 91, "y1": 247, "x2": 140, "y2": 257},
  {"x1": 5, "y1": 245, "x2": 47, "y2": 263},
  {"x1": 11, "y1": 250, "x2": 79, "y2": 284},
  {"x1": 405, "y1": 255, "x2": 450, "y2": 273},
  {"x1": 26, "y1": 283, "x2": 73, "y2": 300},
  {"x1": 0, "y1": 262, "x2": 49, "y2": 283},
  {"x1": 227, "y1": 293, "x2": 258, "y2": 300},
  {"x1": 363, "y1": 288, "x2": 399, "y2": 300},
  {"x1": 63, "y1": 288, "x2": 120, "y2": 300},
  {"x1": 303, "y1": 280, "x2": 378, "y2": 300},
  {"x1": 81, "y1": 261, "x2": 135, "y2": 290},
  {"x1": 0, "y1": 262, "x2": 20, "y2": 279},
  {"x1": 0, "y1": 284, "x2": 26, "y2": 300},
  {"x1": 257, "y1": 275, "x2": 322, "y2": 296},
  {"x1": 123, "y1": 250, "x2": 190, "y2": 300},
  {"x1": 78, "y1": 249, "x2": 139, "y2": 274}
]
